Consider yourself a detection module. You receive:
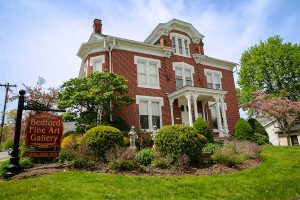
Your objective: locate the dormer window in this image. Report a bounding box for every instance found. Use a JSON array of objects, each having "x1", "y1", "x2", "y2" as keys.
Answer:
[
  {"x1": 170, "y1": 33, "x2": 190, "y2": 57},
  {"x1": 204, "y1": 69, "x2": 223, "y2": 90}
]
